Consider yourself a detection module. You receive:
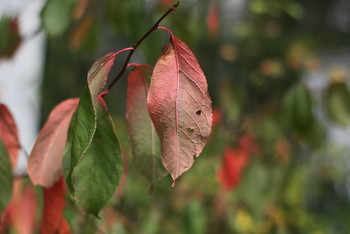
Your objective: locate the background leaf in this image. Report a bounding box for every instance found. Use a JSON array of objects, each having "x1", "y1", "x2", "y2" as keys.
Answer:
[
  {"x1": 0, "y1": 140, "x2": 13, "y2": 213},
  {"x1": 42, "y1": 0, "x2": 76, "y2": 37},
  {"x1": 40, "y1": 177, "x2": 71, "y2": 234},
  {"x1": 0, "y1": 104, "x2": 19, "y2": 167},
  {"x1": 28, "y1": 98, "x2": 79, "y2": 187},
  {"x1": 325, "y1": 81, "x2": 350, "y2": 126},
  {"x1": 126, "y1": 65, "x2": 167, "y2": 186}
]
